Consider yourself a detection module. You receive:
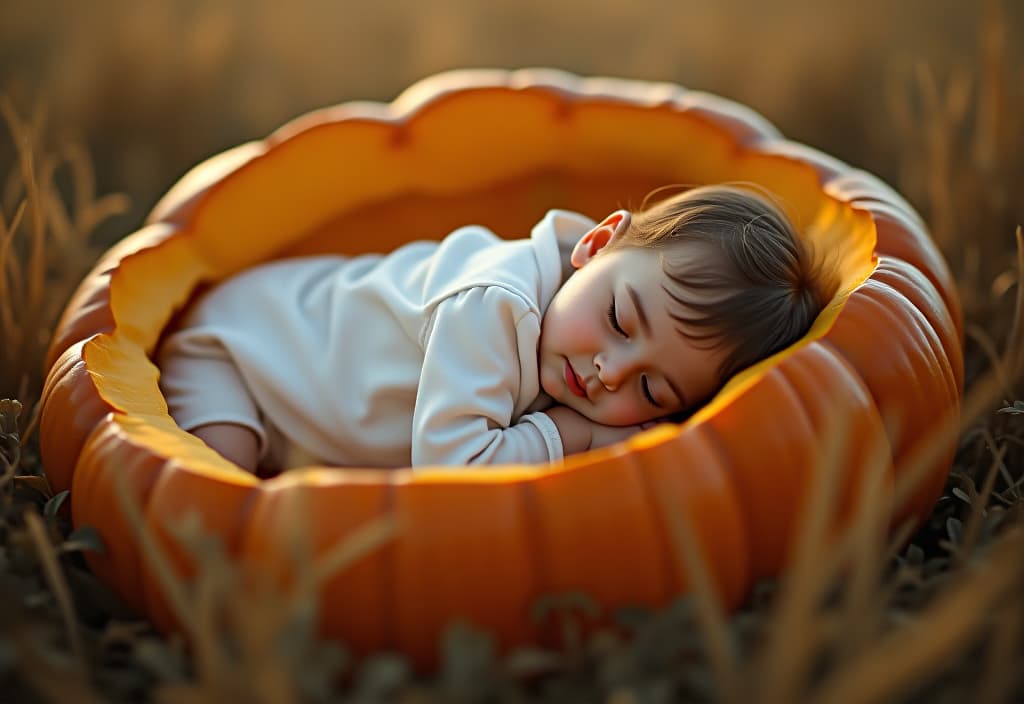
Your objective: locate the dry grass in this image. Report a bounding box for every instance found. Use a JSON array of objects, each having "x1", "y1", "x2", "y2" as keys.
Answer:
[
  {"x1": 0, "y1": 1, "x2": 1022, "y2": 702},
  {"x1": 0, "y1": 96, "x2": 128, "y2": 422}
]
